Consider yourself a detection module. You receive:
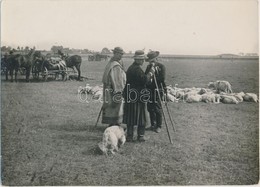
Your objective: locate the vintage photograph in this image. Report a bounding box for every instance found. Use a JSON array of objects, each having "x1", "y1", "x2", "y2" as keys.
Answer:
[{"x1": 1, "y1": 0, "x2": 259, "y2": 185}]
